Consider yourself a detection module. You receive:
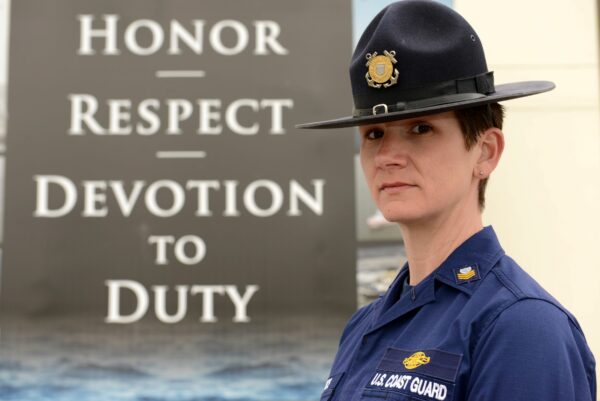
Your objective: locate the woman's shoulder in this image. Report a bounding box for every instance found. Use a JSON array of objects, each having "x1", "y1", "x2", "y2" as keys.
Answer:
[
  {"x1": 468, "y1": 296, "x2": 596, "y2": 400},
  {"x1": 485, "y1": 254, "x2": 579, "y2": 324},
  {"x1": 466, "y1": 256, "x2": 596, "y2": 399},
  {"x1": 466, "y1": 253, "x2": 589, "y2": 345}
]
